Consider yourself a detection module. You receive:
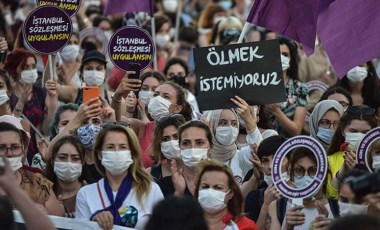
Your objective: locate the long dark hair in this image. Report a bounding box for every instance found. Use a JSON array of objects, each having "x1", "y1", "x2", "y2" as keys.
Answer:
[
  {"x1": 327, "y1": 105, "x2": 378, "y2": 156},
  {"x1": 45, "y1": 136, "x2": 91, "y2": 194},
  {"x1": 163, "y1": 81, "x2": 193, "y2": 121},
  {"x1": 278, "y1": 36, "x2": 299, "y2": 81},
  {"x1": 336, "y1": 61, "x2": 380, "y2": 109}
]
